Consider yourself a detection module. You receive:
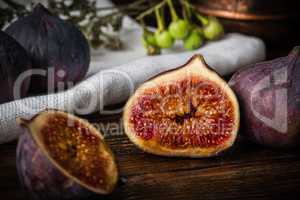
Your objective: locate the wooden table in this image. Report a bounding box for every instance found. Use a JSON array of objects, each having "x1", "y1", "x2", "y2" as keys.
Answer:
[{"x1": 1, "y1": 112, "x2": 300, "y2": 200}]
